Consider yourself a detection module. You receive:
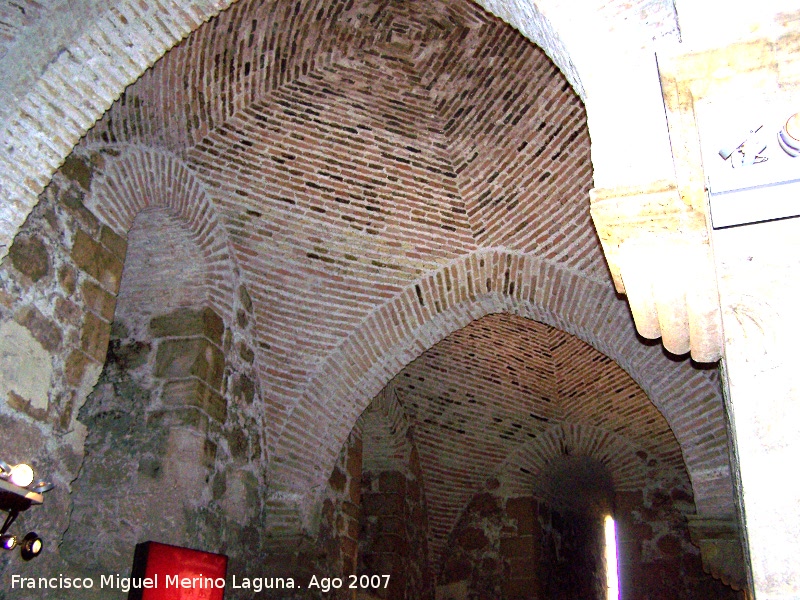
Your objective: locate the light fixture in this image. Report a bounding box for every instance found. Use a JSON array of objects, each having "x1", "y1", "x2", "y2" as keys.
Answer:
[
  {"x1": 20, "y1": 532, "x2": 42, "y2": 560},
  {"x1": 8, "y1": 464, "x2": 34, "y2": 488},
  {"x1": 778, "y1": 112, "x2": 800, "y2": 157},
  {"x1": 0, "y1": 456, "x2": 53, "y2": 560},
  {"x1": 30, "y1": 481, "x2": 54, "y2": 494}
]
